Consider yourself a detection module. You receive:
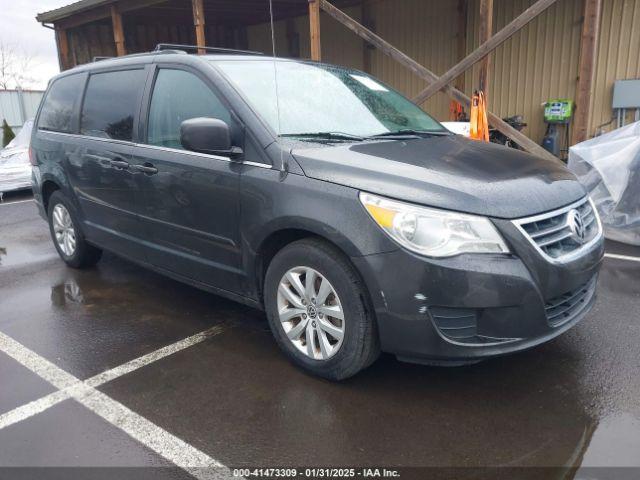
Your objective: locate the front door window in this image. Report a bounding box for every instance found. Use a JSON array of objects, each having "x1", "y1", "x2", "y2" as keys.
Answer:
[{"x1": 147, "y1": 69, "x2": 232, "y2": 149}]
